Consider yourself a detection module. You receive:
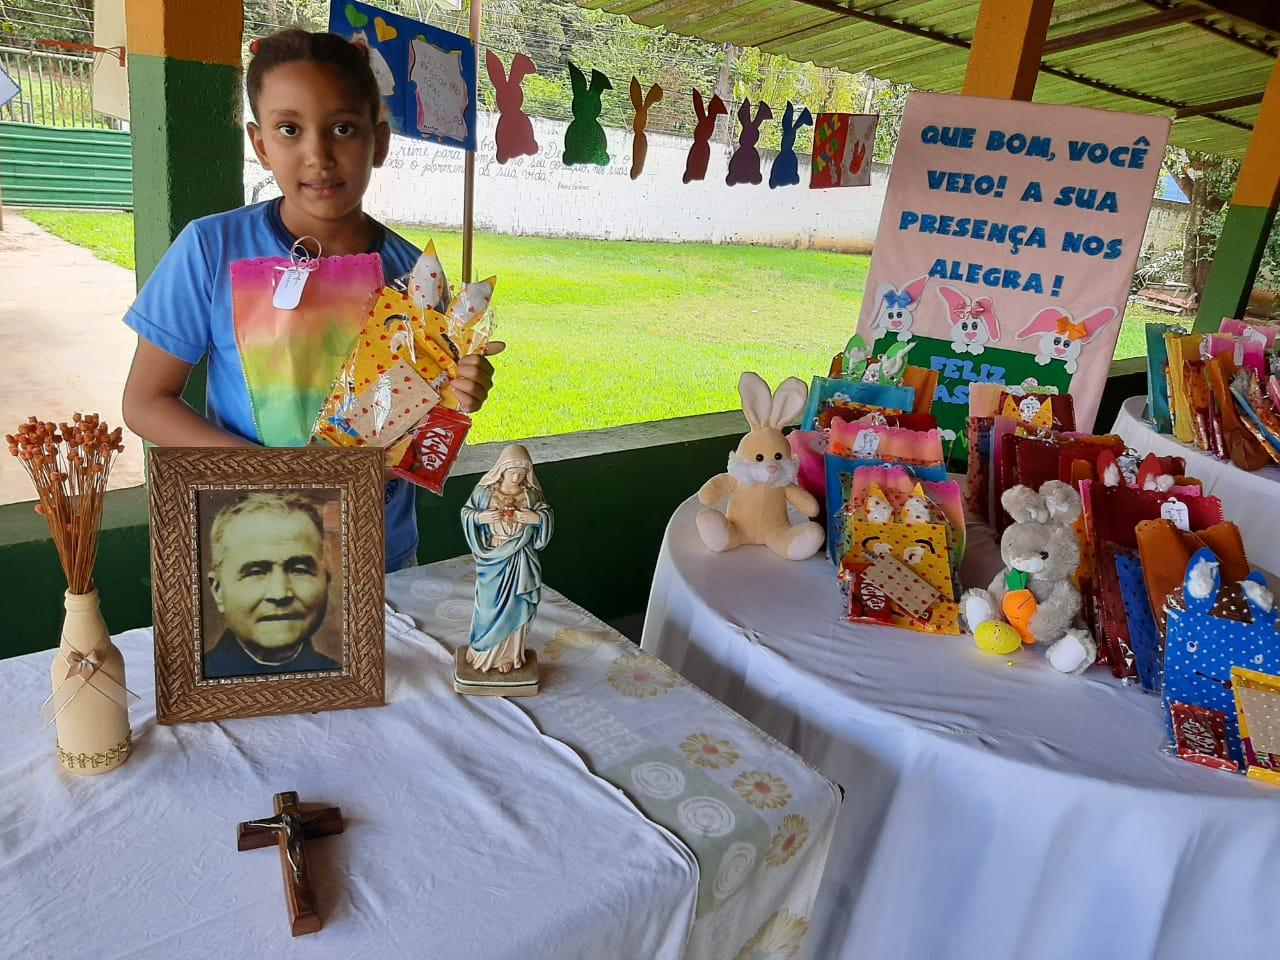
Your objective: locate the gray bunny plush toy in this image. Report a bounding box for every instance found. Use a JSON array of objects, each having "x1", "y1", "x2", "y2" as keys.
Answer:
[{"x1": 961, "y1": 480, "x2": 1097, "y2": 675}]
